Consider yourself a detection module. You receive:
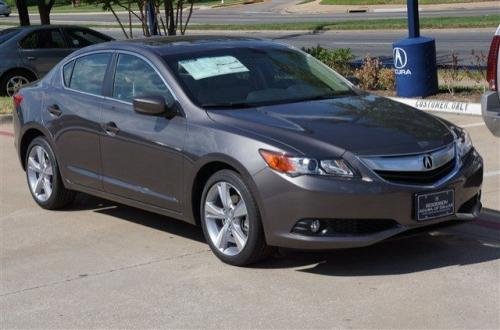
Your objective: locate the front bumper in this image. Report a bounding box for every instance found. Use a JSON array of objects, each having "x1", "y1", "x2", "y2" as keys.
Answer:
[{"x1": 253, "y1": 150, "x2": 483, "y2": 249}]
